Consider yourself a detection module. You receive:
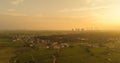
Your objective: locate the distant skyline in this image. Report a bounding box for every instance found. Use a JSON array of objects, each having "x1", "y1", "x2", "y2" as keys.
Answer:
[{"x1": 0, "y1": 0, "x2": 120, "y2": 30}]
